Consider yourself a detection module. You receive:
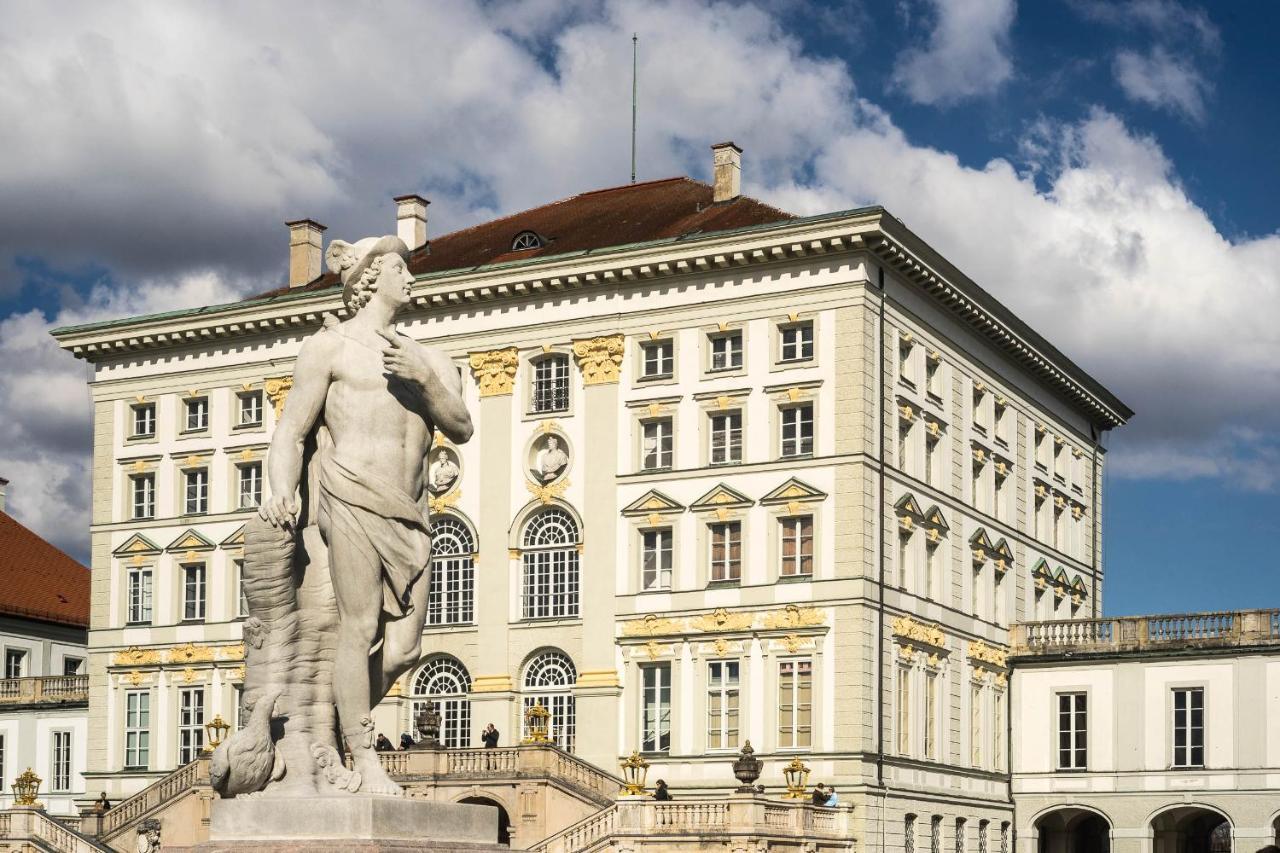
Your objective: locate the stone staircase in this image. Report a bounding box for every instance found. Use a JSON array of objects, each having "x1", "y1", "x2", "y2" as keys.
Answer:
[{"x1": 0, "y1": 808, "x2": 112, "y2": 852}]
